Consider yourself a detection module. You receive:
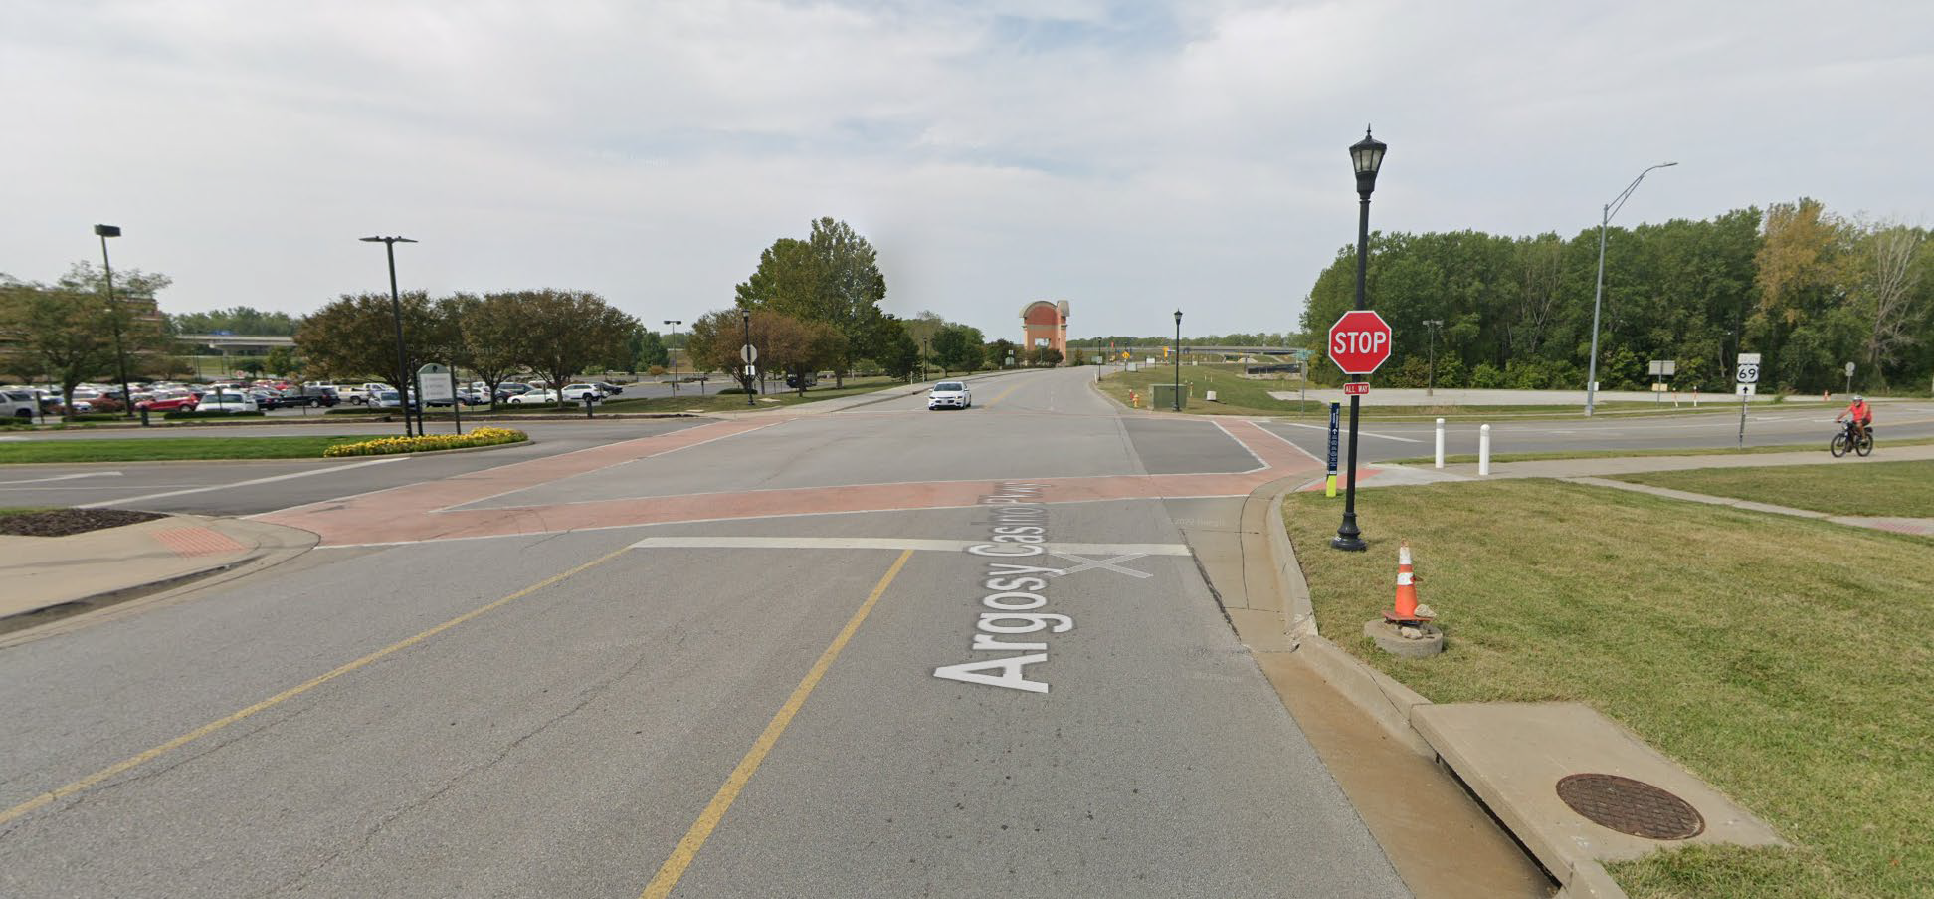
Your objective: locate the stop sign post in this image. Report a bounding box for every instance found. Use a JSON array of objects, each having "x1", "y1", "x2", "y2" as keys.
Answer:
[{"x1": 1328, "y1": 310, "x2": 1392, "y2": 552}]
